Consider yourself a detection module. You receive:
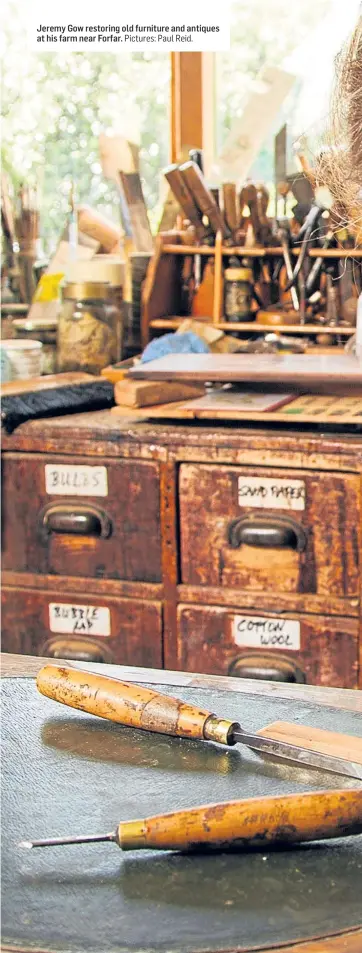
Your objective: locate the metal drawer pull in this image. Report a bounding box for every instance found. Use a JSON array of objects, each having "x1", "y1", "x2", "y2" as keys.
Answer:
[
  {"x1": 228, "y1": 654, "x2": 305, "y2": 683},
  {"x1": 228, "y1": 515, "x2": 307, "y2": 552},
  {"x1": 42, "y1": 639, "x2": 111, "y2": 664},
  {"x1": 40, "y1": 504, "x2": 112, "y2": 539}
]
